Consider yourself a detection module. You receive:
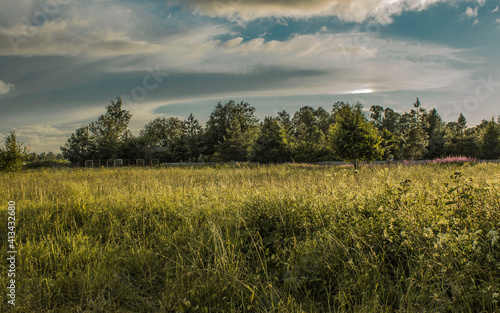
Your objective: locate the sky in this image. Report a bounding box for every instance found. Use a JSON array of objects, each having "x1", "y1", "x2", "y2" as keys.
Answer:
[{"x1": 0, "y1": 0, "x2": 500, "y2": 153}]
